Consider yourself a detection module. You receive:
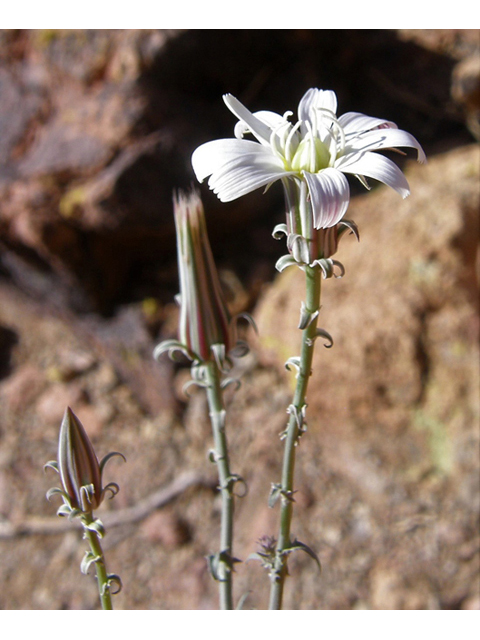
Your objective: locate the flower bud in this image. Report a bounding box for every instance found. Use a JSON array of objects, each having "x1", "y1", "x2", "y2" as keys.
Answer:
[
  {"x1": 174, "y1": 189, "x2": 233, "y2": 363},
  {"x1": 58, "y1": 407, "x2": 103, "y2": 513},
  {"x1": 315, "y1": 220, "x2": 359, "y2": 260}
]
